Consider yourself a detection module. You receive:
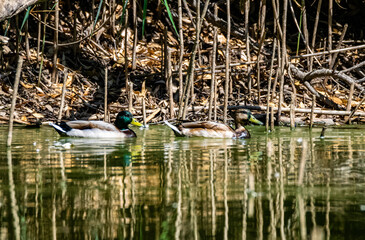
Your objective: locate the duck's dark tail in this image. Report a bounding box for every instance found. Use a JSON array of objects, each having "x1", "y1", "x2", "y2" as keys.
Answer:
[
  {"x1": 164, "y1": 121, "x2": 184, "y2": 137},
  {"x1": 49, "y1": 122, "x2": 72, "y2": 136}
]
